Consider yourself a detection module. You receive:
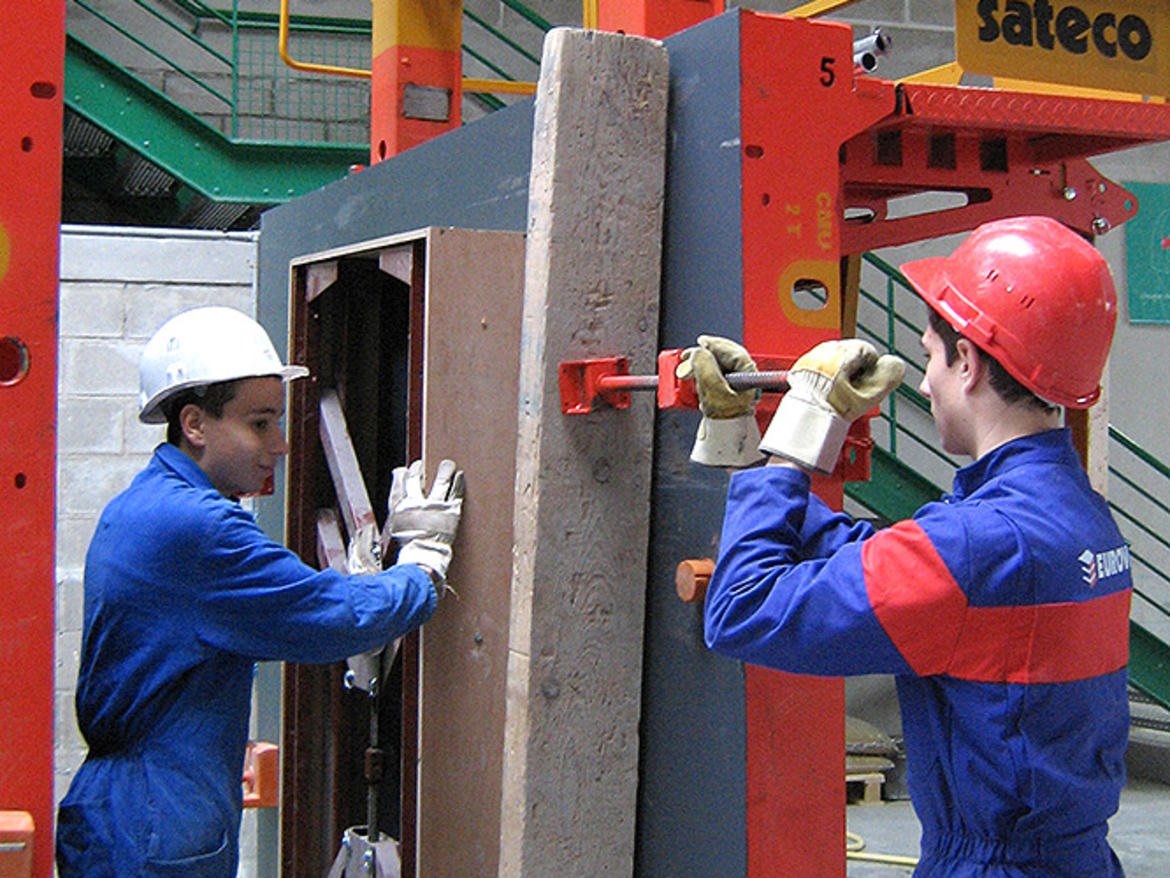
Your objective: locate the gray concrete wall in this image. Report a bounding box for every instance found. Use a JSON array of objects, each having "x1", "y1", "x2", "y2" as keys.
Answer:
[{"x1": 56, "y1": 226, "x2": 262, "y2": 876}]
